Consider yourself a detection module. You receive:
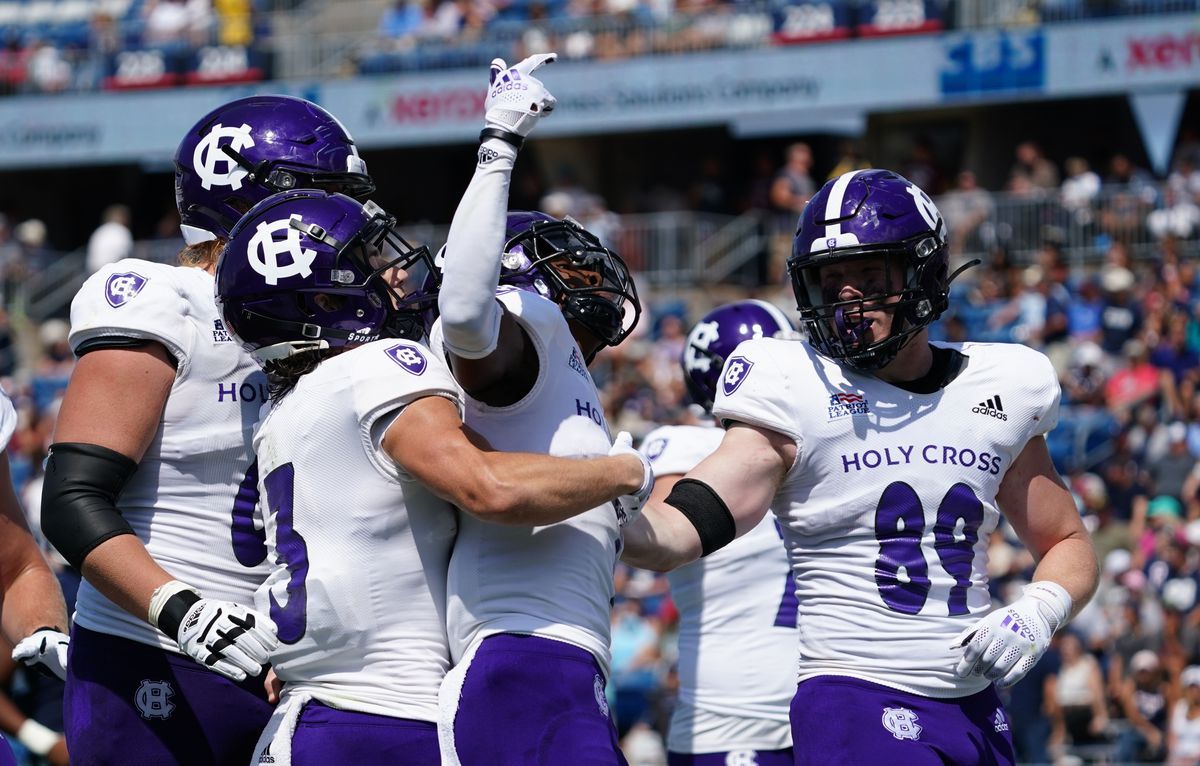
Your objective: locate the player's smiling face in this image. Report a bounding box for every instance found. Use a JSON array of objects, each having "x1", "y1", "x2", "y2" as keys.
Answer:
[{"x1": 817, "y1": 255, "x2": 903, "y2": 344}]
